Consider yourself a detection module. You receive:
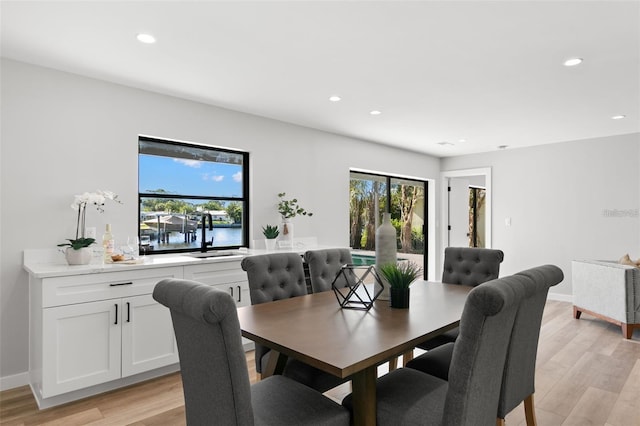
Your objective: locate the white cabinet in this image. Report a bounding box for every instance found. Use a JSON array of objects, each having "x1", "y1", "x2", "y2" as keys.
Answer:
[
  {"x1": 26, "y1": 254, "x2": 253, "y2": 408},
  {"x1": 30, "y1": 266, "x2": 182, "y2": 406},
  {"x1": 121, "y1": 294, "x2": 179, "y2": 377},
  {"x1": 183, "y1": 260, "x2": 250, "y2": 307}
]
